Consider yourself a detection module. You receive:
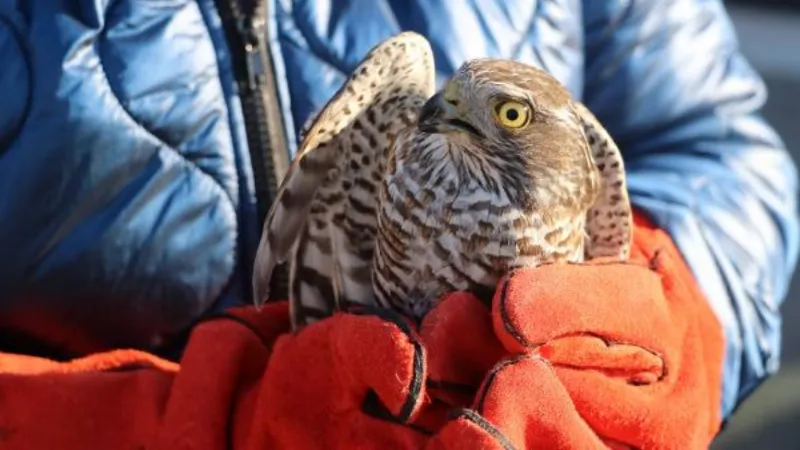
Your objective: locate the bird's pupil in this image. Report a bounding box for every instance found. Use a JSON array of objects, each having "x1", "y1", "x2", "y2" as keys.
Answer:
[{"x1": 505, "y1": 109, "x2": 519, "y2": 121}]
